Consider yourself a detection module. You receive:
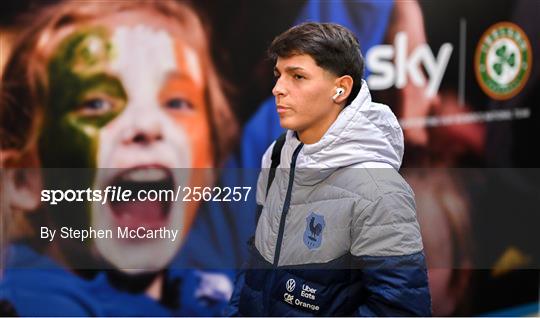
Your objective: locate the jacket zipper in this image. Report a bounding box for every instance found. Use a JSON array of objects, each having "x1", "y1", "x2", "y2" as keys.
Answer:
[
  {"x1": 273, "y1": 142, "x2": 304, "y2": 267},
  {"x1": 263, "y1": 142, "x2": 303, "y2": 315}
]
